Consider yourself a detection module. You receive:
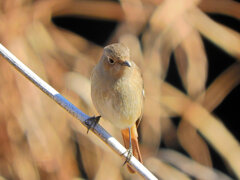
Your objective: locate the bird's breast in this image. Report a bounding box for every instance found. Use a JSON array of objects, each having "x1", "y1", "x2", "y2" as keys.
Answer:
[{"x1": 91, "y1": 74, "x2": 143, "y2": 129}]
